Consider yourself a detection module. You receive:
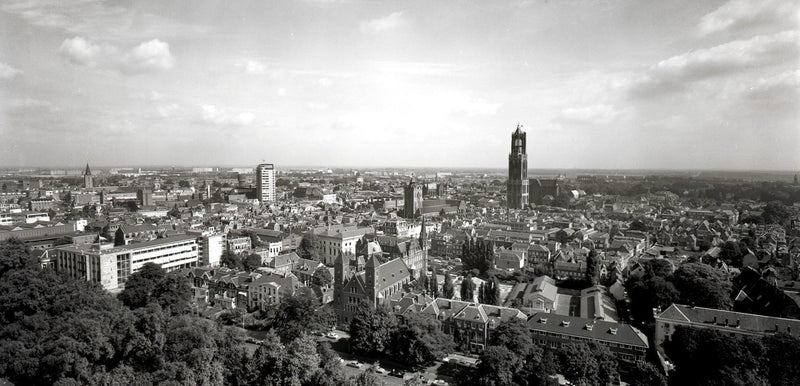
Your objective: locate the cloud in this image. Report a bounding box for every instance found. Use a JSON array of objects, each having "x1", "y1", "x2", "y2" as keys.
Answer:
[
  {"x1": 120, "y1": 39, "x2": 175, "y2": 73},
  {"x1": 0, "y1": 61, "x2": 23, "y2": 80},
  {"x1": 200, "y1": 105, "x2": 255, "y2": 126},
  {"x1": 699, "y1": 0, "x2": 800, "y2": 37},
  {"x1": 317, "y1": 77, "x2": 332, "y2": 87},
  {"x1": 58, "y1": 36, "x2": 113, "y2": 67},
  {"x1": 156, "y1": 104, "x2": 180, "y2": 117},
  {"x1": 630, "y1": 31, "x2": 800, "y2": 97},
  {"x1": 1, "y1": 0, "x2": 208, "y2": 41},
  {"x1": 359, "y1": 12, "x2": 404, "y2": 33},
  {"x1": 555, "y1": 104, "x2": 622, "y2": 125},
  {"x1": 8, "y1": 98, "x2": 57, "y2": 112},
  {"x1": 58, "y1": 36, "x2": 175, "y2": 73},
  {"x1": 239, "y1": 59, "x2": 266, "y2": 74}
]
